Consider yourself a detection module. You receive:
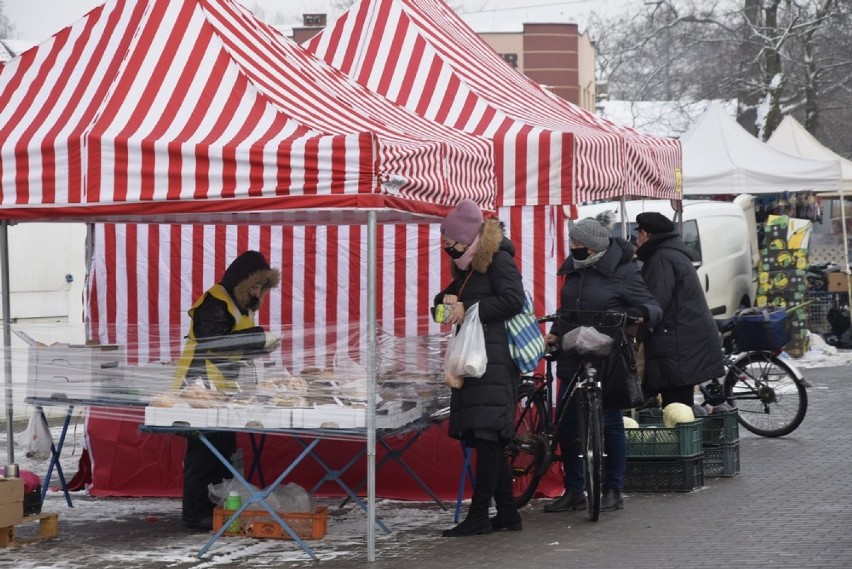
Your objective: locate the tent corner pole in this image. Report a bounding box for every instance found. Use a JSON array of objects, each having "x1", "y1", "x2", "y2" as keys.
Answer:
[
  {"x1": 1, "y1": 221, "x2": 14, "y2": 464},
  {"x1": 366, "y1": 210, "x2": 377, "y2": 562}
]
